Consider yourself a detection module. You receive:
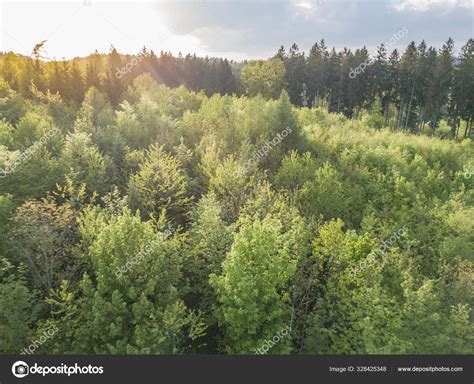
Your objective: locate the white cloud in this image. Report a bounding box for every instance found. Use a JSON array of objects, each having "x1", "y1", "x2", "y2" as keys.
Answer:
[
  {"x1": 294, "y1": 0, "x2": 326, "y2": 9},
  {"x1": 393, "y1": 0, "x2": 472, "y2": 12},
  {"x1": 296, "y1": 2, "x2": 314, "y2": 9},
  {"x1": 2, "y1": 0, "x2": 472, "y2": 60}
]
